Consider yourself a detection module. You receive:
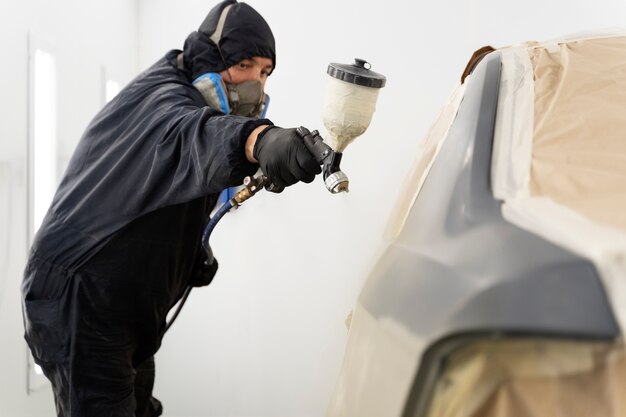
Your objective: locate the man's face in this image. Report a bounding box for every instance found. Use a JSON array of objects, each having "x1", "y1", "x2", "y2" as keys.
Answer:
[{"x1": 220, "y1": 56, "x2": 273, "y2": 91}]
